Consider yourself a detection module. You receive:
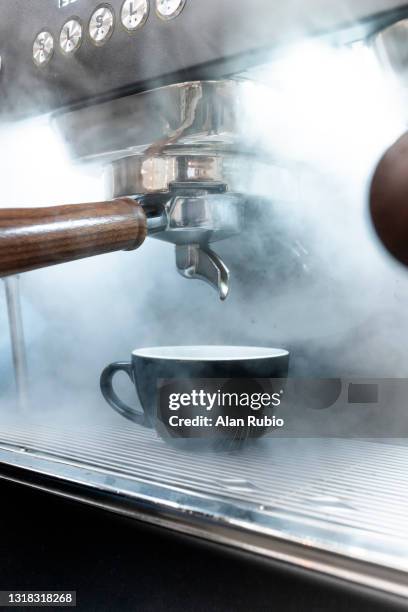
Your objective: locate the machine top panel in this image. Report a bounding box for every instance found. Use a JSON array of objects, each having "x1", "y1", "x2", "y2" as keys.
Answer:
[{"x1": 0, "y1": 0, "x2": 408, "y2": 120}]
